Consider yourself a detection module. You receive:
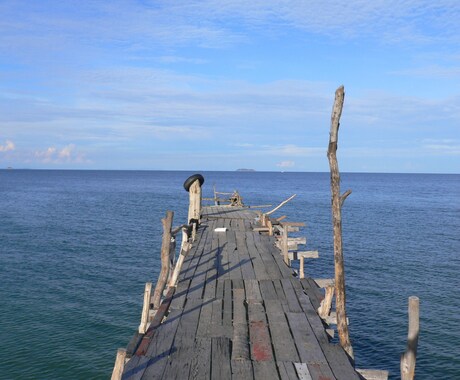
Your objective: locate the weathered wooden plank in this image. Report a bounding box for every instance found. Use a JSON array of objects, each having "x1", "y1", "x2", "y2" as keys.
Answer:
[
  {"x1": 211, "y1": 337, "x2": 232, "y2": 379},
  {"x1": 232, "y1": 288, "x2": 250, "y2": 360},
  {"x1": 245, "y1": 232, "x2": 271, "y2": 280},
  {"x1": 285, "y1": 312, "x2": 329, "y2": 364},
  {"x1": 306, "y1": 363, "x2": 336, "y2": 380},
  {"x1": 253, "y1": 361, "x2": 279, "y2": 380},
  {"x1": 265, "y1": 300, "x2": 299, "y2": 362},
  {"x1": 251, "y1": 232, "x2": 285, "y2": 279},
  {"x1": 235, "y1": 230, "x2": 256, "y2": 280},
  {"x1": 195, "y1": 298, "x2": 213, "y2": 338},
  {"x1": 161, "y1": 345, "x2": 192, "y2": 379},
  {"x1": 322, "y1": 344, "x2": 360, "y2": 380},
  {"x1": 294, "y1": 362, "x2": 313, "y2": 380},
  {"x1": 223, "y1": 279, "x2": 233, "y2": 327},
  {"x1": 122, "y1": 355, "x2": 151, "y2": 380},
  {"x1": 288, "y1": 281, "x2": 330, "y2": 346},
  {"x1": 244, "y1": 279, "x2": 262, "y2": 304},
  {"x1": 231, "y1": 359, "x2": 253, "y2": 379},
  {"x1": 259, "y1": 280, "x2": 278, "y2": 300},
  {"x1": 281, "y1": 278, "x2": 303, "y2": 313},
  {"x1": 277, "y1": 361, "x2": 299, "y2": 380},
  {"x1": 188, "y1": 338, "x2": 212, "y2": 380}
]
